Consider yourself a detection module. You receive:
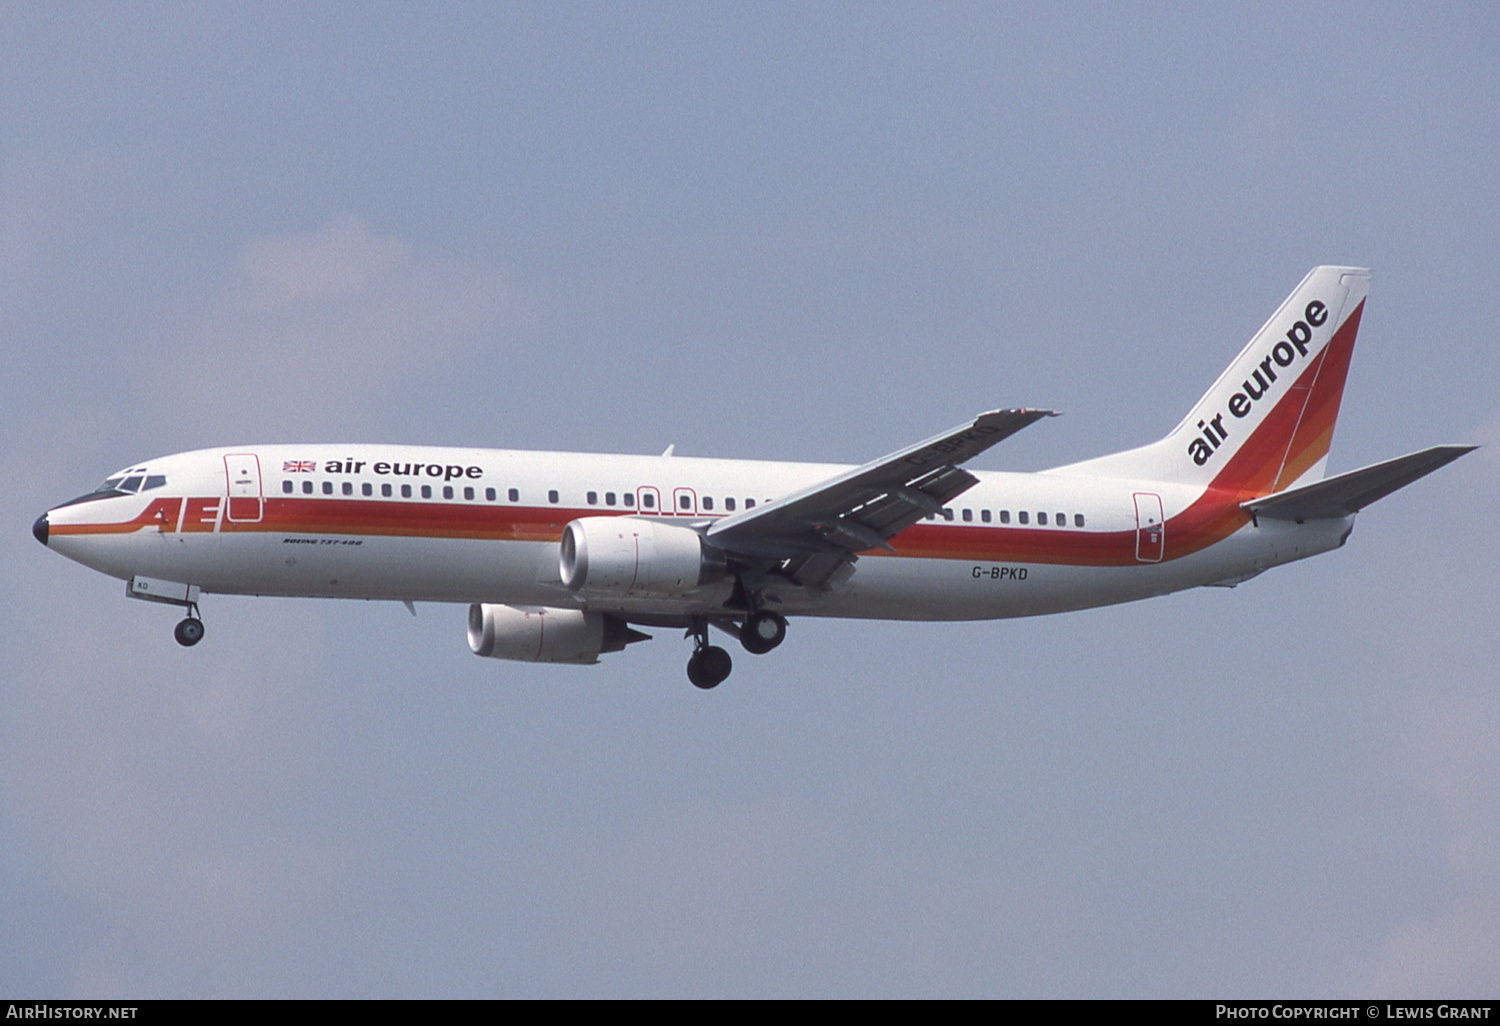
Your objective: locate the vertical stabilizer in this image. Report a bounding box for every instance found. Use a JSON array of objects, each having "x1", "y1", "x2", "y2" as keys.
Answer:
[{"x1": 1052, "y1": 266, "x2": 1369, "y2": 494}]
